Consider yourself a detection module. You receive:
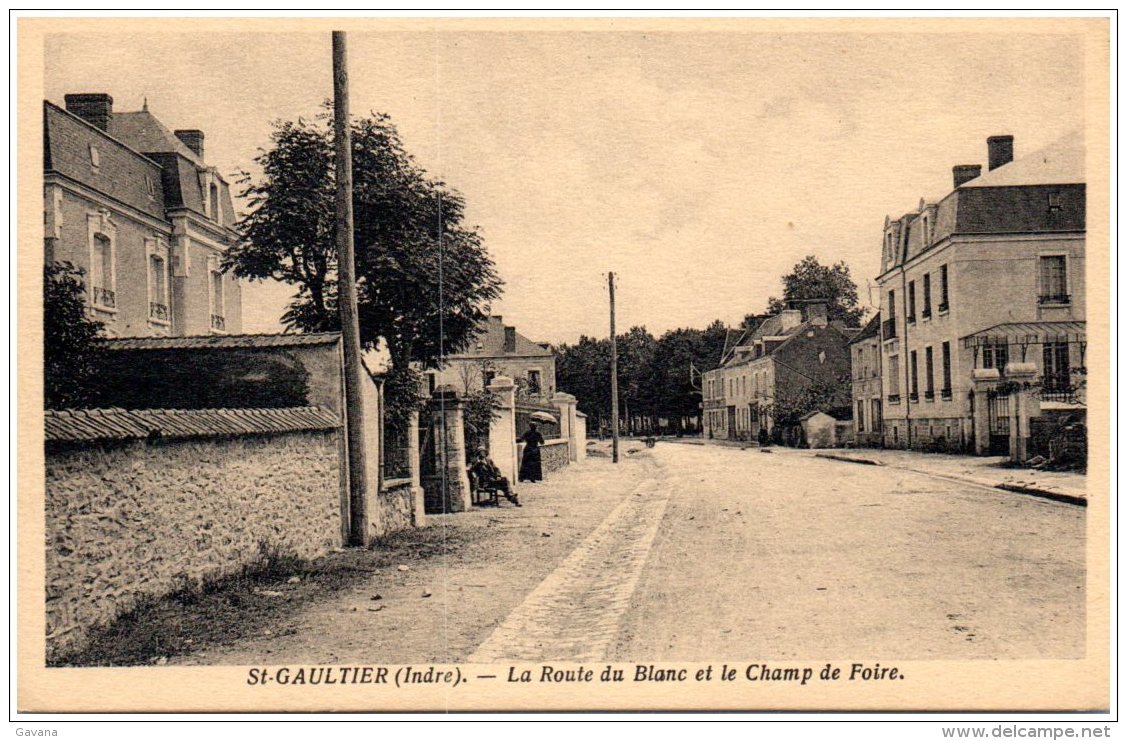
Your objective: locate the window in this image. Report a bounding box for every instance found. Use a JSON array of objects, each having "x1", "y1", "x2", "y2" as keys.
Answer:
[
  {"x1": 909, "y1": 350, "x2": 919, "y2": 401},
  {"x1": 982, "y1": 342, "x2": 1008, "y2": 374},
  {"x1": 924, "y1": 346, "x2": 935, "y2": 400},
  {"x1": 1048, "y1": 192, "x2": 1062, "y2": 212},
  {"x1": 887, "y1": 290, "x2": 896, "y2": 321},
  {"x1": 907, "y1": 281, "x2": 917, "y2": 323},
  {"x1": 209, "y1": 264, "x2": 225, "y2": 331},
  {"x1": 91, "y1": 233, "x2": 115, "y2": 308},
  {"x1": 856, "y1": 401, "x2": 865, "y2": 432},
  {"x1": 871, "y1": 399, "x2": 882, "y2": 430},
  {"x1": 941, "y1": 342, "x2": 952, "y2": 398},
  {"x1": 888, "y1": 355, "x2": 901, "y2": 400},
  {"x1": 482, "y1": 370, "x2": 496, "y2": 390},
  {"x1": 209, "y1": 183, "x2": 221, "y2": 225},
  {"x1": 527, "y1": 370, "x2": 542, "y2": 396},
  {"x1": 148, "y1": 252, "x2": 169, "y2": 322},
  {"x1": 922, "y1": 274, "x2": 932, "y2": 318},
  {"x1": 939, "y1": 265, "x2": 949, "y2": 312},
  {"x1": 1042, "y1": 342, "x2": 1071, "y2": 391},
  {"x1": 1039, "y1": 255, "x2": 1069, "y2": 304}
]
